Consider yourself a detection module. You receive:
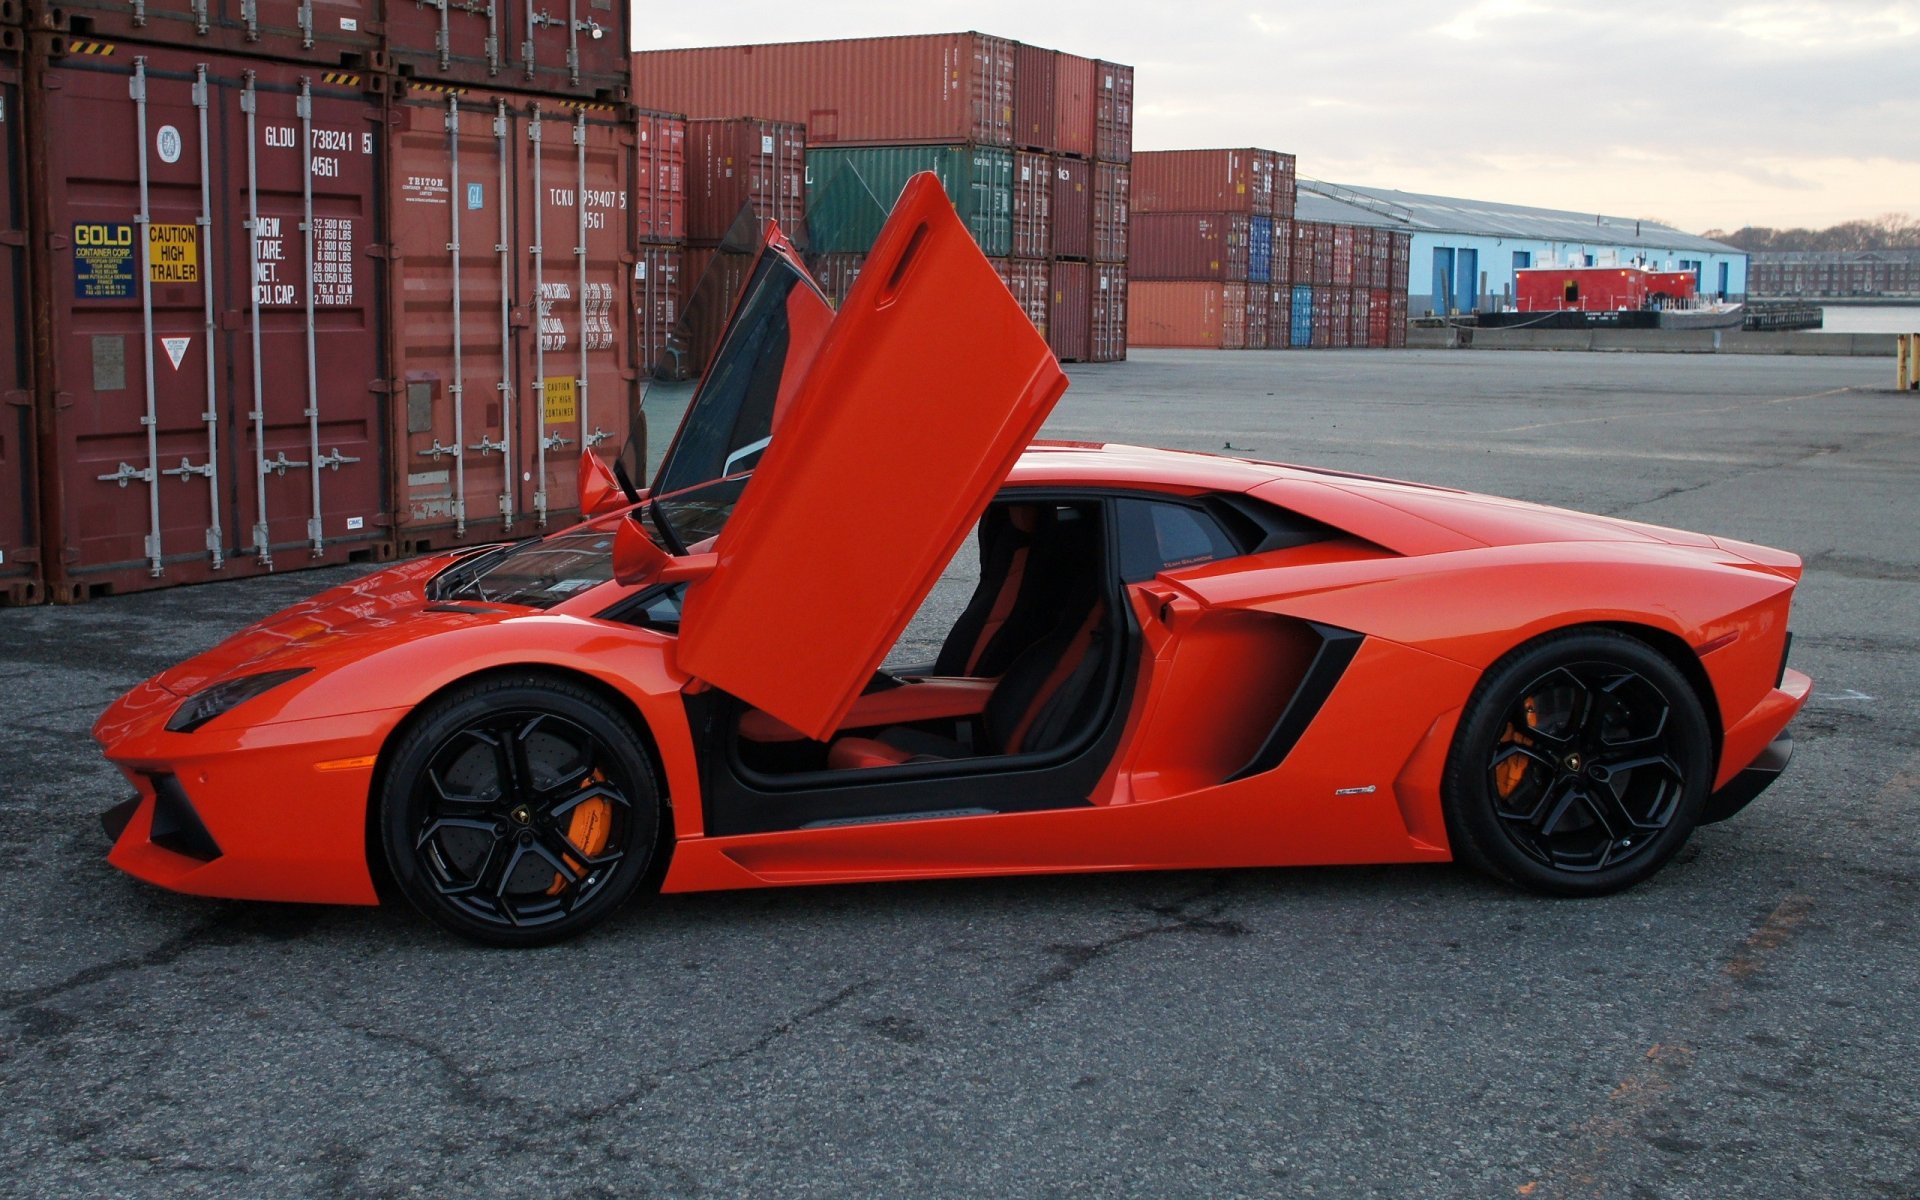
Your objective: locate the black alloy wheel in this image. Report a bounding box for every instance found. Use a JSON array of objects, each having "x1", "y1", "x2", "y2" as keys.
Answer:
[
  {"x1": 380, "y1": 675, "x2": 661, "y2": 946},
  {"x1": 1443, "y1": 629, "x2": 1712, "y2": 896}
]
